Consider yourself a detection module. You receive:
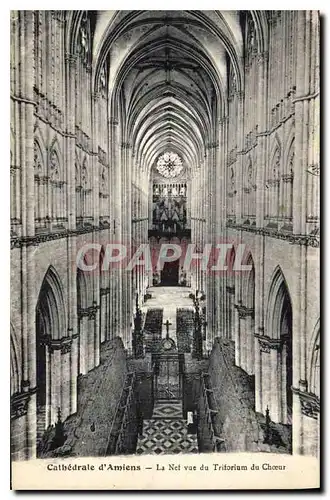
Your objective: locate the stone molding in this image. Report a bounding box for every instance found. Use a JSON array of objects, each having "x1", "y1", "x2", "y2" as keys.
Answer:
[
  {"x1": 11, "y1": 223, "x2": 110, "y2": 249},
  {"x1": 292, "y1": 90, "x2": 319, "y2": 103},
  {"x1": 292, "y1": 387, "x2": 320, "y2": 420},
  {"x1": 78, "y1": 304, "x2": 99, "y2": 320},
  {"x1": 235, "y1": 304, "x2": 254, "y2": 318},
  {"x1": 255, "y1": 333, "x2": 283, "y2": 353},
  {"x1": 39, "y1": 335, "x2": 73, "y2": 354},
  {"x1": 226, "y1": 221, "x2": 320, "y2": 248},
  {"x1": 11, "y1": 391, "x2": 31, "y2": 420},
  {"x1": 206, "y1": 141, "x2": 219, "y2": 150}
]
